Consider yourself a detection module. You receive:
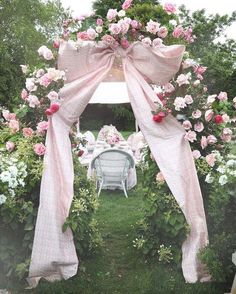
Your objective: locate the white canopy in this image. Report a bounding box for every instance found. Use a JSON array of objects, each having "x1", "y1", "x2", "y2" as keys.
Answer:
[{"x1": 89, "y1": 82, "x2": 130, "y2": 104}]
